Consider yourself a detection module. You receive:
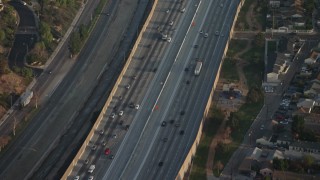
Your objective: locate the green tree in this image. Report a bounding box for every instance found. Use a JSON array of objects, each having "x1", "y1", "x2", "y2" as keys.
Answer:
[
  {"x1": 79, "y1": 24, "x2": 89, "y2": 40},
  {"x1": 69, "y1": 31, "x2": 81, "y2": 54},
  {"x1": 247, "y1": 87, "x2": 263, "y2": 103},
  {"x1": 273, "y1": 158, "x2": 288, "y2": 171},
  {"x1": 0, "y1": 30, "x2": 5, "y2": 41},
  {"x1": 303, "y1": 155, "x2": 315, "y2": 167},
  {"x1": 20, "y1": 67, "x2": 33, "y2": 78},
  {"x1": 292, "y1": 116, "x2": 304, "y2": 134},
  {"x1": 40, "y1": 22, "x2": 53, "y2": 46}
]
